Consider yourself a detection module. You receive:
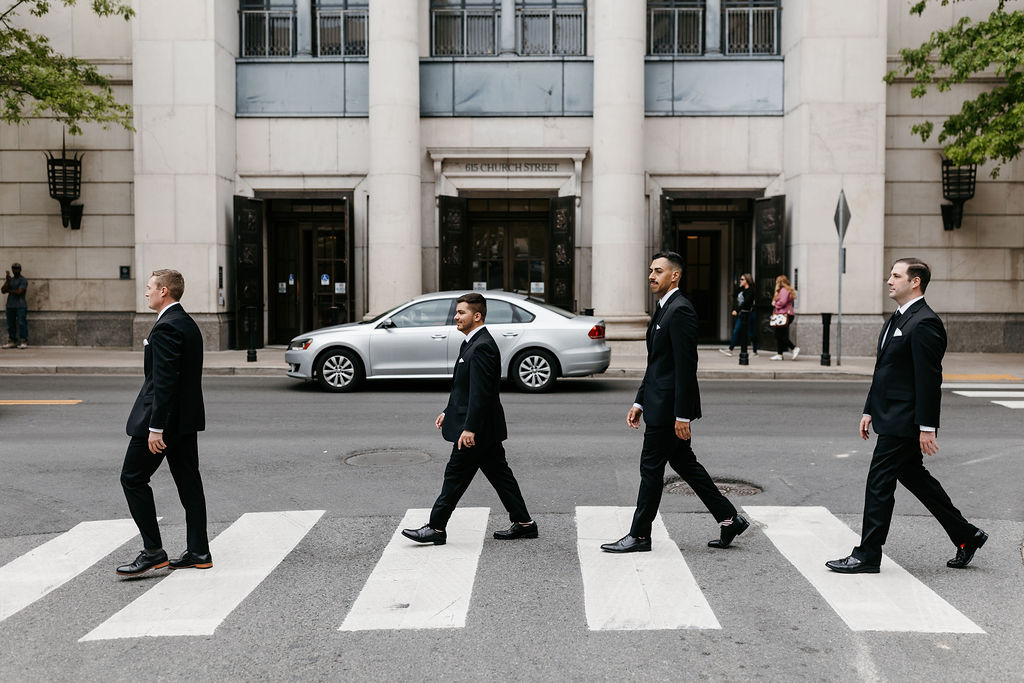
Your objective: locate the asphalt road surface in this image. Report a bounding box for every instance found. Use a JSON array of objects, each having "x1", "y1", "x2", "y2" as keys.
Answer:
[{"x1": 1, "y1": 375, "x2": 1021, "y2": 681}]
